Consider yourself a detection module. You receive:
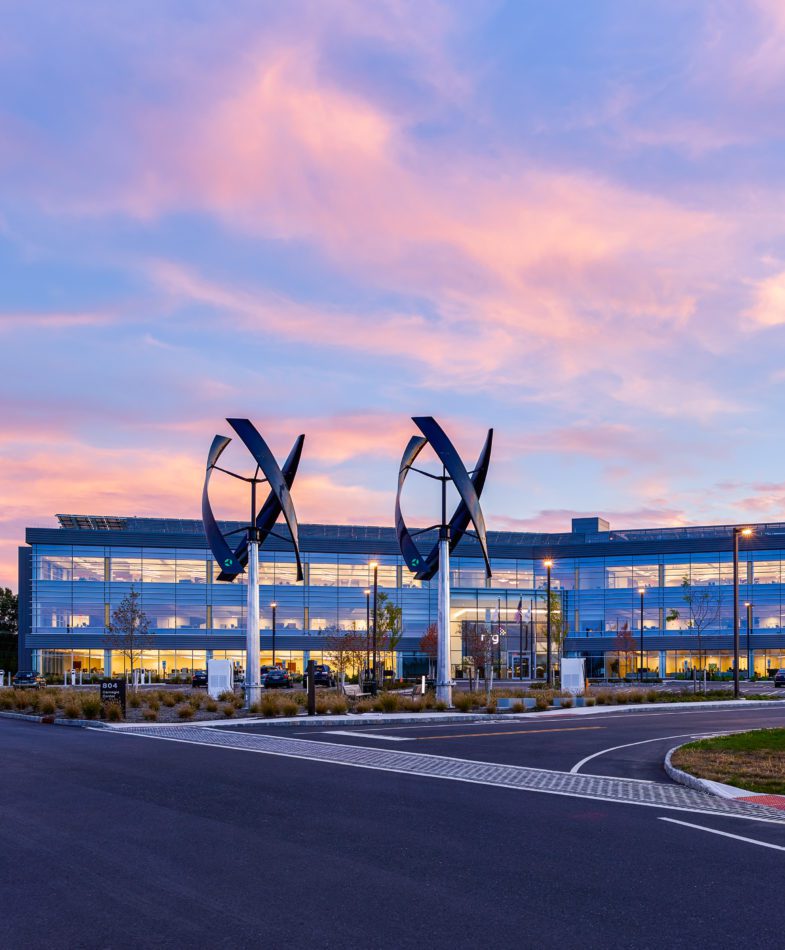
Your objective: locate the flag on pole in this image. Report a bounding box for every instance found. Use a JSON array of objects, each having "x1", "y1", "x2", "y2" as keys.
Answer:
[{"x1": 515, "y1": 597, "x2": 523, "y2": 622}]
